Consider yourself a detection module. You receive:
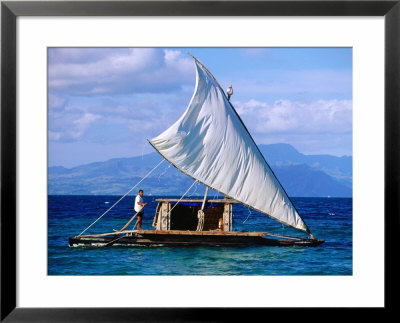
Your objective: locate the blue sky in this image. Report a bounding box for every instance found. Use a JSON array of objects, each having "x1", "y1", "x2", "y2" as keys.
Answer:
[{"x1": 48, "y1": 47, "x2": 352, "y2": 168}]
